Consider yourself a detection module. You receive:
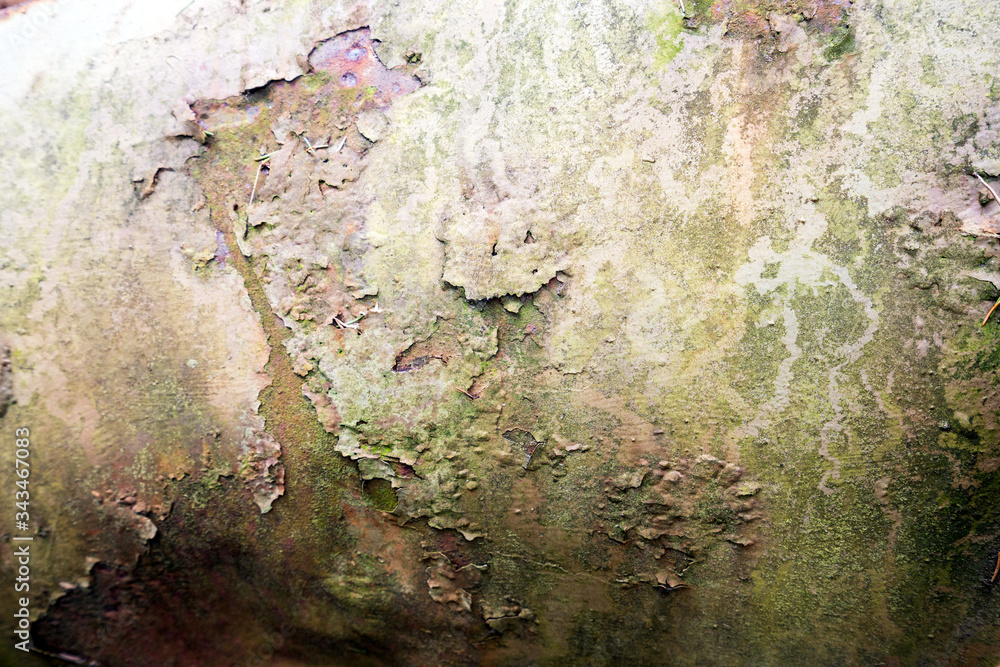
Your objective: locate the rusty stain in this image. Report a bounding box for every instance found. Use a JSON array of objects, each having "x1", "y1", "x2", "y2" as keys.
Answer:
[
  {"x1": 308, "y1": 27, "x2": 421, "y2": 109},
  {"x1": 704, "y1": 0, "x2": 852, "y2": 37}
]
